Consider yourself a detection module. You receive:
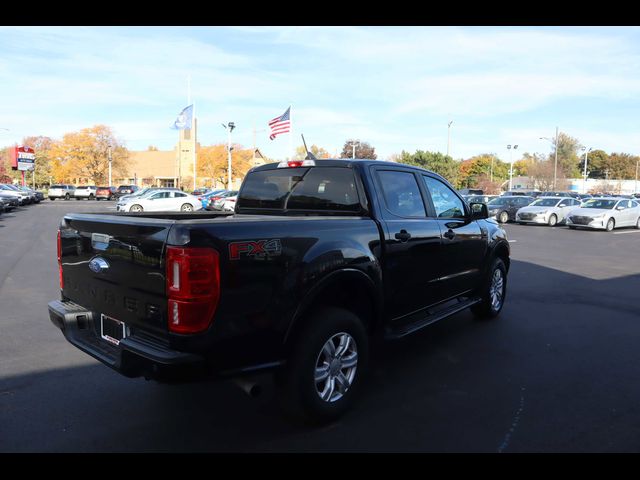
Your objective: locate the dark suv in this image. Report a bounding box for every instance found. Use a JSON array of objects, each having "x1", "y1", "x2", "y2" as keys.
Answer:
[{"x1": 115, "y1": 185, "x2": 139, "y2": 199}]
